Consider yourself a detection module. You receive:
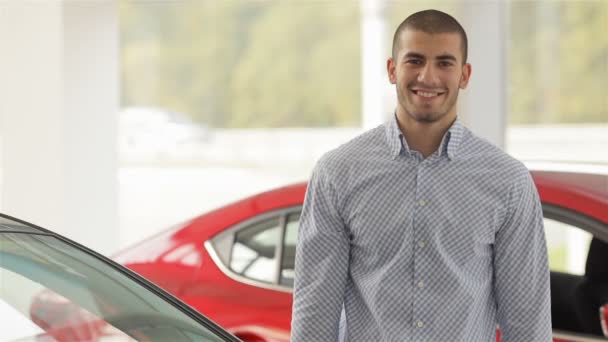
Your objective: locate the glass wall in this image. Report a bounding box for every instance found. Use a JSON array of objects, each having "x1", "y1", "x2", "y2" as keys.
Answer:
[
  {"x1": 117, "y1": 1, "x2": 607, "y2": 249},
  {"x1": 509, "y1": 1, "x2": 607, "y2": 125},
  {"x1": 120, "y1": 1, "x2": 361, "y2": 128}
]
